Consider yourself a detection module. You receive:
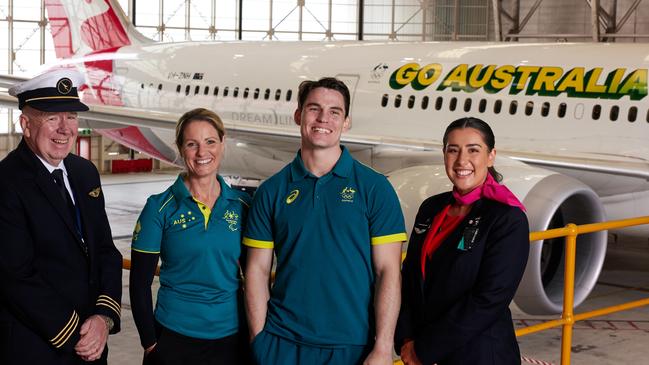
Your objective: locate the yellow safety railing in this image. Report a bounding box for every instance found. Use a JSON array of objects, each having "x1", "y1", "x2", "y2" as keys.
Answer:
[
  {"x1": 122, "y1": 216, "x2": 649, "y2": 365},
  {"x1": 515, "y1": 216, "x2": 649, "y2": 365}
]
